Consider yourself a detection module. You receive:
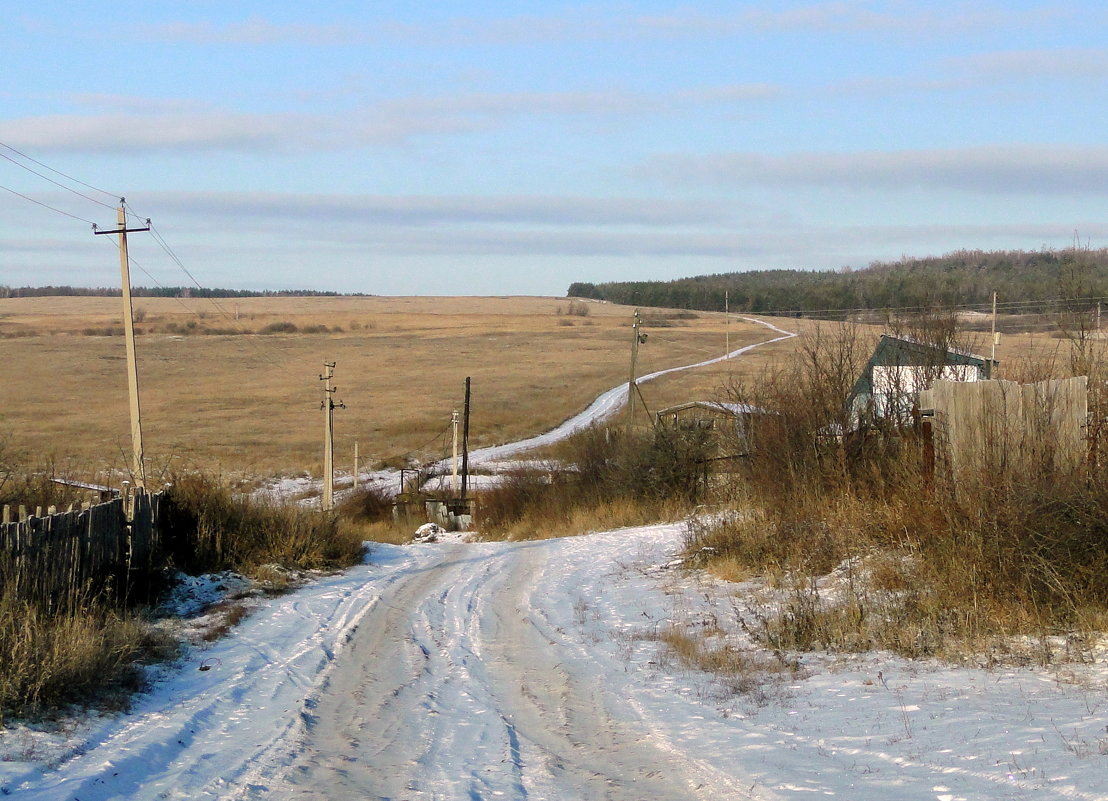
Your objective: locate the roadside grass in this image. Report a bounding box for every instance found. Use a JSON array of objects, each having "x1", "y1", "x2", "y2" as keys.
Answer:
[
  {"x1": 162, "y1": 473, "x2": 366, "y2": 576},
  {"x1": 651, "y1": 625, "x2": 802, "y2": 702},
  {"x1": 0, "y1": 470, "x2": 371, "y2": 722},
  {"x1": 475, "y1": 423, "x2": 715, "y2": 540},
  {"x1": 0, "y1": 582, "x2": 176, "y2": 722},
  {"x1": 336, "y1": 484, "x2": 411, "y2": 545},
  {"x1": 688, "y1": 319, "x2": 1108, "y2": 665}
]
